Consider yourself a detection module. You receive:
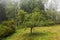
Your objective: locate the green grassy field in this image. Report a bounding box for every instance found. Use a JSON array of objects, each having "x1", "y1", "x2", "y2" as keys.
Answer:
[{"x1": 5, "y1": 25, "x2": 60, "y2": 40}]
